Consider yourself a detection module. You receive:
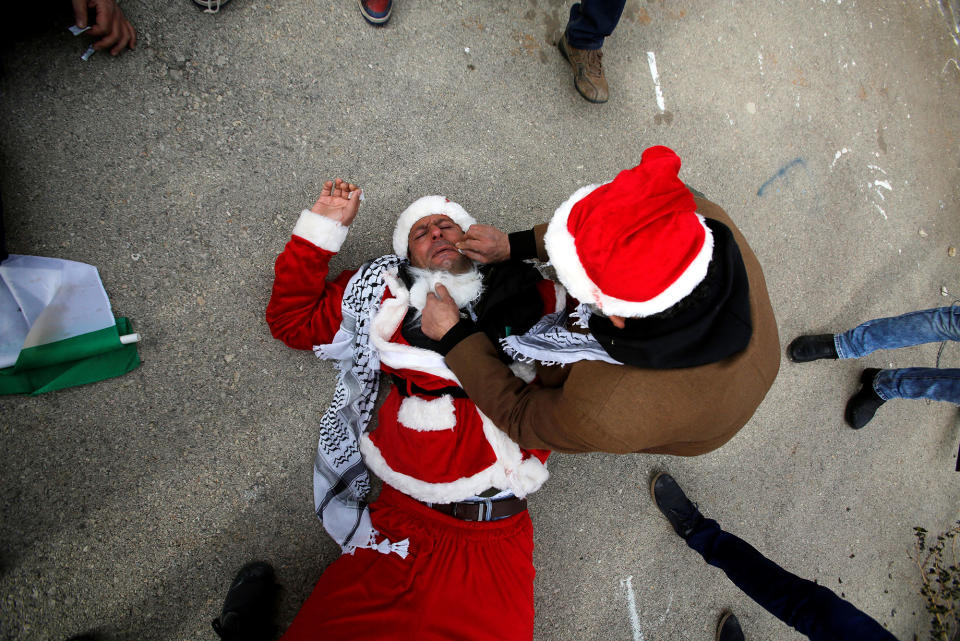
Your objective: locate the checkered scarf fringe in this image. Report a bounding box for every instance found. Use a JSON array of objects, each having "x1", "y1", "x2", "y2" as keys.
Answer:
[{"x1": 311, "y1": 254, "x2": 408, "y2": 557}]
